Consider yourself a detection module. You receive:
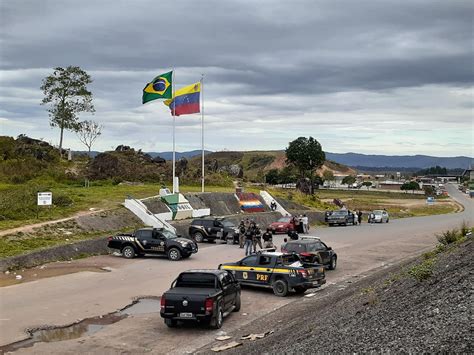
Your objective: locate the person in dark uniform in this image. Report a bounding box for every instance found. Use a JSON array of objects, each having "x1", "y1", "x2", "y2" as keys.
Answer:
[
  {"x1": 244, "y1": 225, "x2": 254, "y2": 256},
  {"x1": 262, "y1": 228, "x2": 274, "y2": 249},
  {"x1": 252, "y1": 224, "x2": 263, "y2": 252},
  {"x1": 357, "y1": 210, "x2": 362, "y2": 225},
  {"x1": 238, "y1": 221, "x2": 246, "y2": 248}
]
